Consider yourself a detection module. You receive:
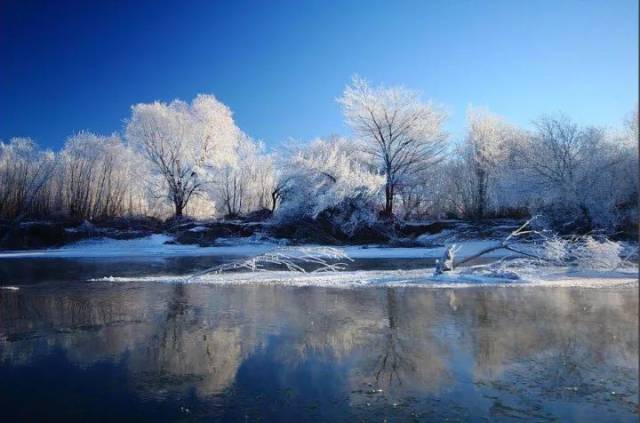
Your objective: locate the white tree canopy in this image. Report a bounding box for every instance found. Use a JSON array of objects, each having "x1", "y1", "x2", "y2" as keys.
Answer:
[
  {"x1": 339, "y1": 76, "x2": 448, "y2": 217},
  {"x1": 276, "y1": 136, "x2": 383, "y2": 221},
  {"x1": 458, "y1": 107, "x2": 519, "y2": 218},
  {"x1": 125, "y1": 94, "x2": 240, "y2": 217}
]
